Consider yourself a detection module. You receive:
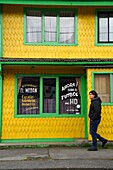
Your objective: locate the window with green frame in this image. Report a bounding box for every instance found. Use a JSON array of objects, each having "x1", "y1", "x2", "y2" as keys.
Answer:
[
  {"x1": 94, "y1": 73, "x2": 113, "y2": 103},
  {"x1": 17, "y1": 75, "x2": 81, "y2": 115},
  {"x1": 24, "y1": 8, "x2": 77, "y2": 45}
]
